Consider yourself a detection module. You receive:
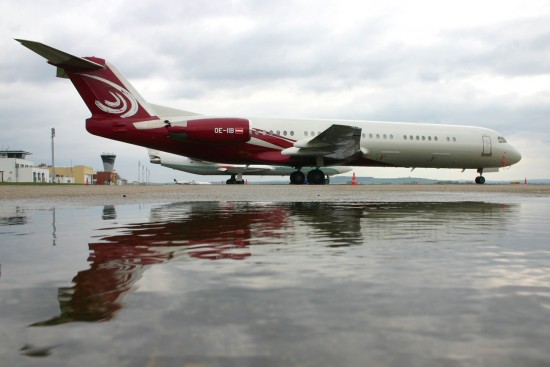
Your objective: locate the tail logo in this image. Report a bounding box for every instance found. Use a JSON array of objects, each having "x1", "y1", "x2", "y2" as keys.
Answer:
[{"x1": 80, "y1": 74, "x2": 138, "y2": 118}]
